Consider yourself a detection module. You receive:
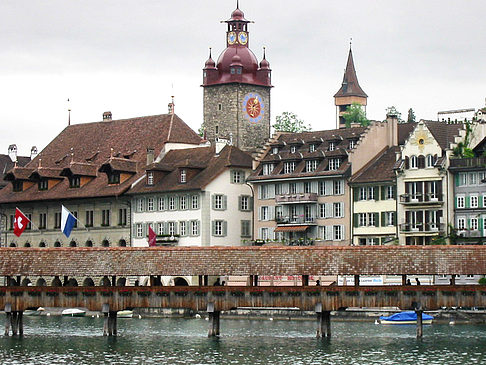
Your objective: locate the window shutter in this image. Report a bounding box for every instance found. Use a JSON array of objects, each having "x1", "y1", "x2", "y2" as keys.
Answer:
[
  {"x1": 340, "y1": 202, "x2": 344, "y2": 218},
  {"x1": 174, "y1": 196, "x2": 179, "y2": 210},
  {"x1": 249, "y1": 197, "x2": 254, "y2": 211},
  {"x1": 142, "y1": 223, "x2": 147, "y2": 237},
  {"x1": 405, "y1": 156, "x2": 409, "y2": 169},
  {"x1": 374, "y1": 213, "x2": 379, "y2": 227},
  {"x1": 163, "y1": 222, "x2": 169, "y2": 234},
  {"x1": 132, "y1": 224, "x2": 137, "y2": 237},
  {"x1": 455, "y1": 174, "x2": 460, "y2": 187},
  {"x1": 341, "y1": 225, "x2": 345, "y2": 240},
  {"x1": 325, "y1": 181, "x2": 333, "y2": 195},
  {"x1": 353, "y1": 214, "x2": 358, "y2": 227},
  {"x1": 325, "y1": 203, "x2": 333, "y2": 218},
  {"x1": 381, "y1": 212, "x2": 386, "y2": 226},
  {"x1": 258, "y1": 186, "x2": 263, "y2": 199},
  {"x1": 381, "y1": 186, "x2": 386, "y2": 200},
  {"x1": 325, "y1": 226, "x2": 333, "y2": 240},
  {"x1": 311, "y1": 181, "x2": 318, "y2": 194},
  {"x1": 174, "y1": 222, "x2": 178, "y2": 234},
  {"x1": 223, "y1": 221, "x2": 227, "y2": 237},
  {"x1": 211, "y1": 221, "x2": 216, "y2": 236},
  {"x1": 466, "y1": 196, "x2": 470, "y2": 208},
  {"x1": 238, "y1": 196, "x2": 242, "y2": 211},
  {"x1": 223, "y1": 195, "x2": 227, "y2": 210},
  {"x1": 418, "y1": 155, "x2": 425, "y2": 169},
  {"x1": 393, "y1": 186, "x2": 397, "y2": 199},
  {"x1": 268, "y1": 185, "x2": 275, "y2": 199},
  {"x1": 211, "y1": 194, "x2": 216, "y2": 209},
  {"x1": 258, "y1": 207, "x2": 262, "y2": 221},
  {"x1": 392, "y1": 212, "x2": 396, "y2": 225},
  {"x1": 269, "y1": 206, "x2": 275, "y2": 221},
  {"x1": 353, "y1": 187, "x2": 359, "y2": 201},
  {"x1": 374, "y1": 186, "x2": 380, "y2": 200}
]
